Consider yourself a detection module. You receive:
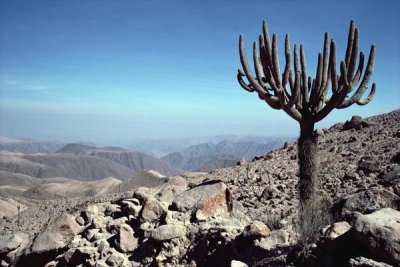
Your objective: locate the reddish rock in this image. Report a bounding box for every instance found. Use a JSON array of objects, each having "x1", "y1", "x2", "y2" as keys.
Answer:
[{"x1": 172, "y1": 181, "x2": 232, "y2": 220}]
